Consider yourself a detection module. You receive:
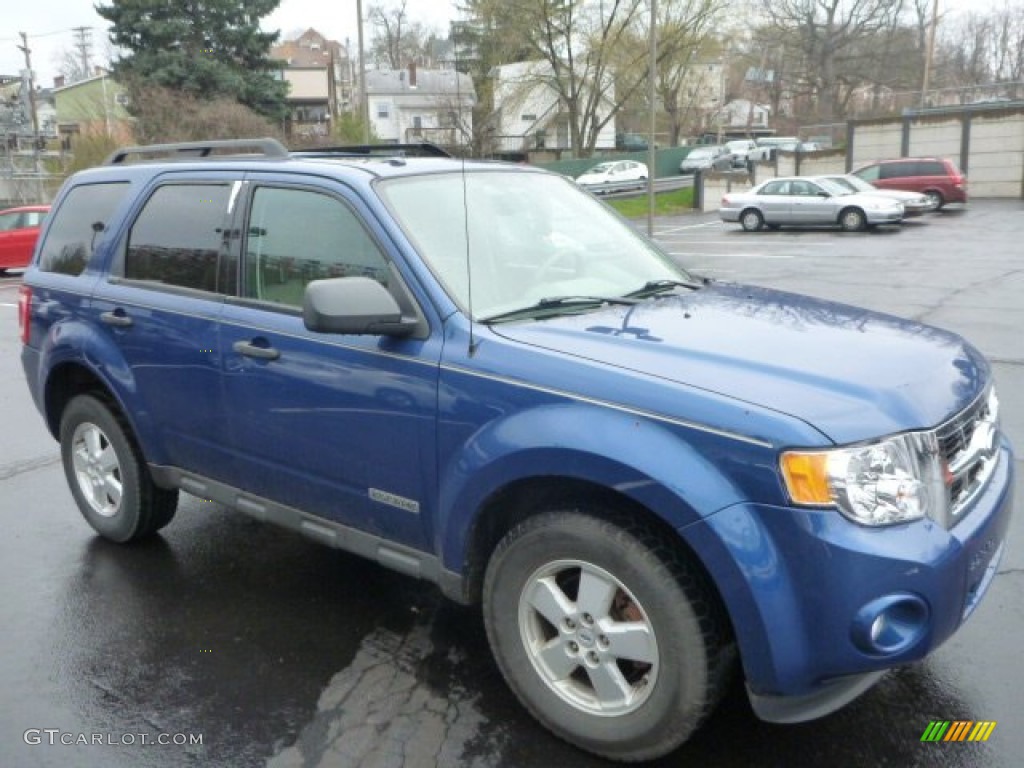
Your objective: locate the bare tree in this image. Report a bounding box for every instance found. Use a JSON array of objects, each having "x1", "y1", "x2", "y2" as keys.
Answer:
[
  {"x1": 368, "y1": 0, "x2": 433, "y2": 69},
  {"x1": 757, "y1": 0, "x2": 905, "y2": 121}
]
